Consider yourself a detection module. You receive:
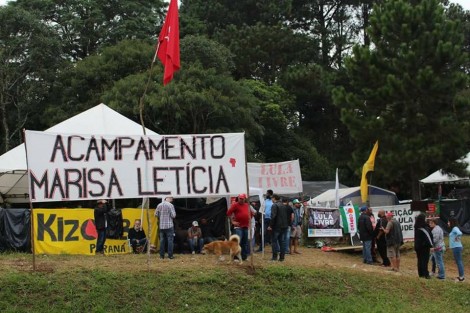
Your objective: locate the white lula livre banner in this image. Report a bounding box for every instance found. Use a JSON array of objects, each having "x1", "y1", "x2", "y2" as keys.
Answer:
[
  {"x1": 25, "y1": 131, "x2": 247, "y2": 202},
  {"x1": 247, "y1": 160, "x2": 303, "y2": 194}
]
